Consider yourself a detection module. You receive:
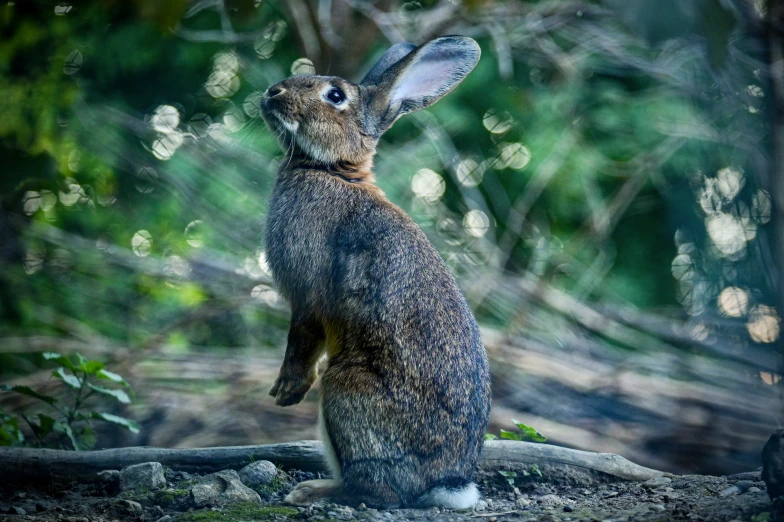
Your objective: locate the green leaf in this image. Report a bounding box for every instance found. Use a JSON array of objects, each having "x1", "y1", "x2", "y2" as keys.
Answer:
[
  {"x1": 43, "y1": 352, "x2": 77, "y2": 372},
  {"x1": 54, "y1": 422, "x2": 81, "y2": 451},
  {"x1": 499, "y1": 429, "x2": 523, "y2": 441},
  {"x1": 0, "y1": 384, "x2": 58, "y2": 405},
  {"x1": 484, "y1": 433, "x2": 499, "y2": 440},
  {"x1": 77, "y1": 424, "x2": 96, "y2": 450},
  {"x1": 53, "y1": 368, "x2": 82, "y2": 389},
  {"x1": 83, "y1": 361, "x2": 105, "y2": 375},
  {"x1": 512, "y1": 420, "x2": 547, "y2": 443},
  {"x1": 530, "y1": 464, "x2": 543, "y2": 478},
  {"x1": 35, "y1": 414, "x2": 57, "y2": 438},
  {"x1": 97, "y1": 369, "x2": 129, "y2": 387},
  {"x1": 0, "y1": 411, "x2": 24, "y2": 446},
  {"x1": 75, "y1": 355, "x2": 104, "y2": 375},
  {"x1": 87, "y1": 382, "x2": 130, "y2": 404},
  {"x1": 497, "y1": 470, "x2": 517, "y2": 487},
  {"x1": 91, "y1": 412, "x2": 140, "y2": 433}
]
